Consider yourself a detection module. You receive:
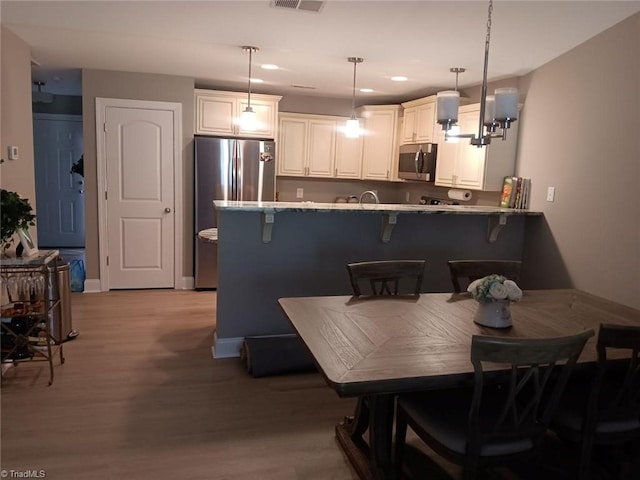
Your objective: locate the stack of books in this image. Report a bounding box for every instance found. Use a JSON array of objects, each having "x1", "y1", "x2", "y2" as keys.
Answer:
[{"x1": 499, "y1": 176, "x2": 531, "y2": 209}]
